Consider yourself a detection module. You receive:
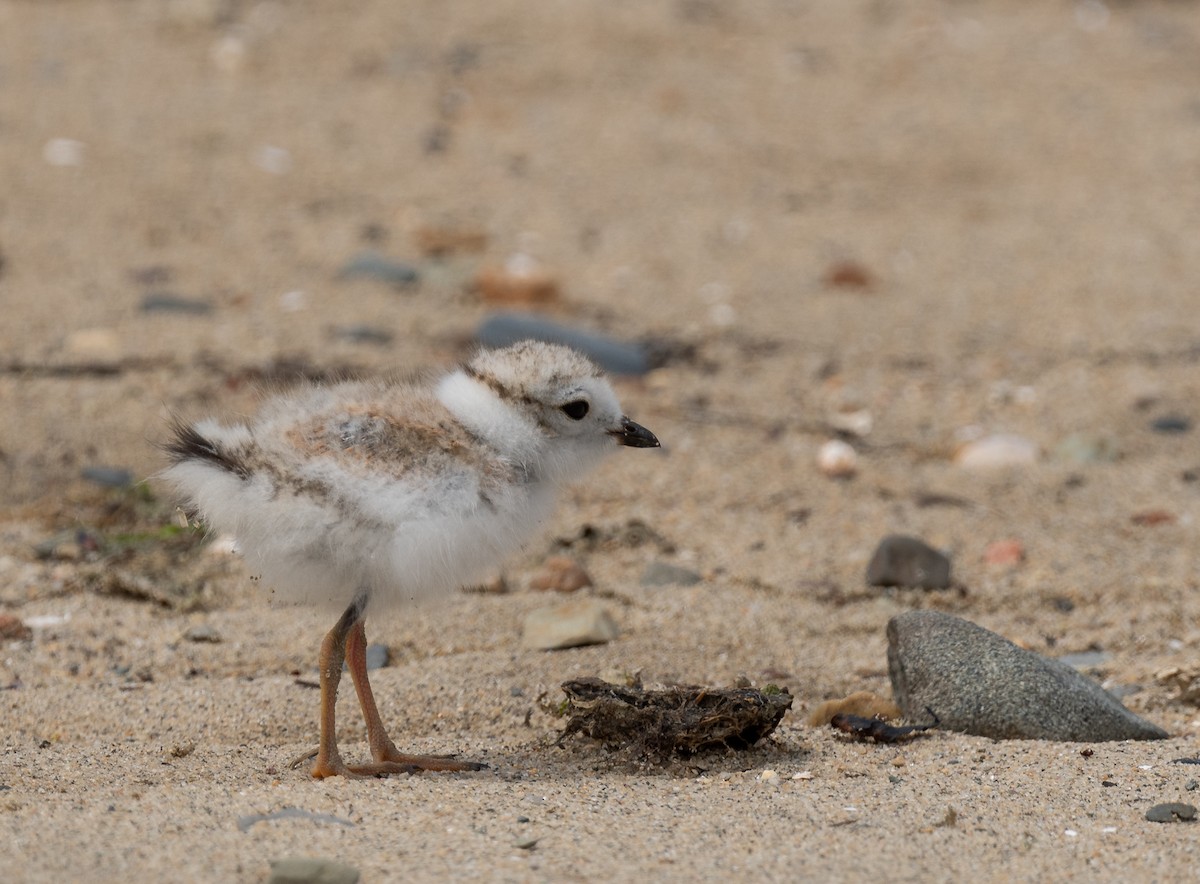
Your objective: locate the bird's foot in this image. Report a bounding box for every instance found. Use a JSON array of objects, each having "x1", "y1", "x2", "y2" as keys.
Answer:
[{"x1": 290, "y1": 747, "x2": 487, "y2": 778}]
